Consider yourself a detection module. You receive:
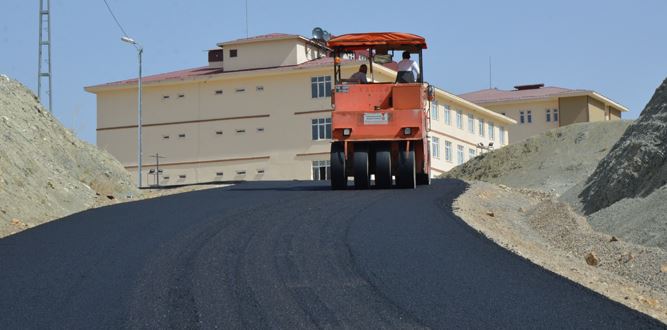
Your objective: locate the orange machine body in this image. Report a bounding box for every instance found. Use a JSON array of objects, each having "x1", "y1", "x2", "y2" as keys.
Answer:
[
  {"x1": 331, "y1": 83, "x2": 428, "y2": 142},
  {"x1": 326, "y1": 32, "x2": 431, "y2": 189}
]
